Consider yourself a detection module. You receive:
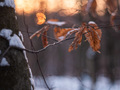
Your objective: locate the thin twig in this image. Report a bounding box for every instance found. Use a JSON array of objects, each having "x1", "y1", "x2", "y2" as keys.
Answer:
[
  {"x1": 0, "y1": 36, "x2": 75, "y2": 61},
  {"x1": 23, "y1": 11, "x2": 51, "y2": 90},
  {"x1": 0, "y1": 46, "x2": 11, "y2": 63}
]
